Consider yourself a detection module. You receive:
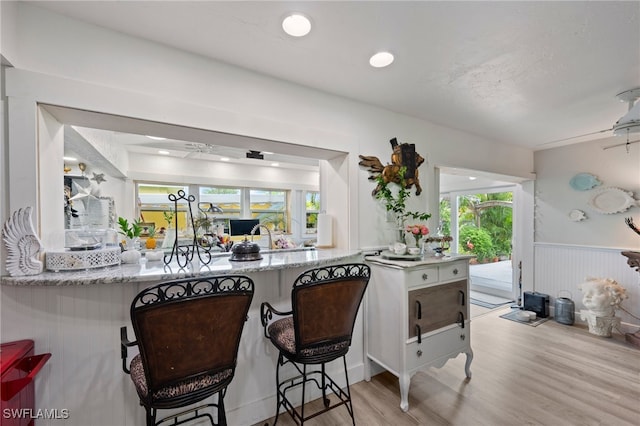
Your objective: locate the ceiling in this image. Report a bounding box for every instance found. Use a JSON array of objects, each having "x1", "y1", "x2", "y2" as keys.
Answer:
[{"x1": 29, "y1": 0, "x2": 640, "y2": 151}]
